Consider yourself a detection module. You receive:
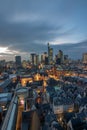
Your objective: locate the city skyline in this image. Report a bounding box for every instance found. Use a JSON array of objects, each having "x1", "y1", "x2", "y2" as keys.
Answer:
[{"x1": 0, "y1": 0, "x2": 87, "y2": 60}]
